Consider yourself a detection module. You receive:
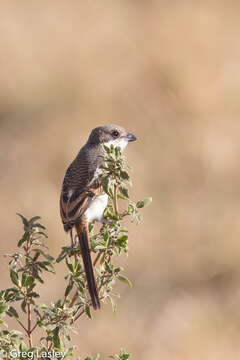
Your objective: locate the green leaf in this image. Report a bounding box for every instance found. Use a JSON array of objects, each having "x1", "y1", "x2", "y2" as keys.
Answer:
[
  {"x1": 0, "y1": 302, "x2": 9, "y2": 315},
  {"x1": 117, "y1": 275, "x2": 132, "y2": 288},
  {"x1": 7, "y1": 306, "x2": 19, "y2": 318},
  {"x1": 32, "y1": 222, "x2": 46, "y2": 230},
  {"x1": 85, "y1": 304, "x2": 92, "y2": 319},
  {"x1": 38, "y1": 303, "x2": 48, "y2": 309},
  {"x1": 10, "y1": 269, "x2": 20, "y2": 287},
  {"x1": 28, "y1": 291, "x2": 39, "y2": 298},
  {"x1": 21, "y1": 299, "x2": 27, "y2": 313},
  {"x1": 120, "y1": 170, "x2": 130, "y2": 180},
  {"x1": 118, "y1": 235, "x2": 128, "y2": 246},
  {"x1": 101, "y1": 175, "x2": 112, "y2": 197},
  {"x1": 21, "y1": 272, "x2": 28, "y2": 286},
  {"x1": 66, "y1": 259, "x2": 74, "y2": 273},
  {"x1": 18, "y1": 232, "x2": 30, "y2": 248},
  {"x1": 136, "y1": 197, "x2": 152, "y2": 208},
  {"x1": 19, "y1": 342, "x2": 28, "y2": 352},
  {"x1": 53, "y1": 327, "x2": 61, "y2": 350},
  {"x1": 25, "y1": 276, "x2": 35, "y2": 287},
  {"x1": 119, "y1": 186, "x2": 129, "y2": 199},
  {"x1": 108, "y1": 296, "x2": 117, "y2": 312},
  {"x1": 65, "y1": 282, "x2": 74, "y2": 298},
  {"x1": 32, "y1": 249, "x2": 54, "y2": 262},
  {"x1": 93, "y1": 355, "x2": 100, "y2": 360},
  {"x1": 102, "y1": 144, "x2": 111, "y2": 153},
  {"x1": 94, "y1": 244, "x2": 106, "y2": 251},
  {"x1": 29, "y1": 216, "x2": 41, "y2": 224},
  {"x1": 16, "y1": 213, "x2": 29, "y2": 227}
]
